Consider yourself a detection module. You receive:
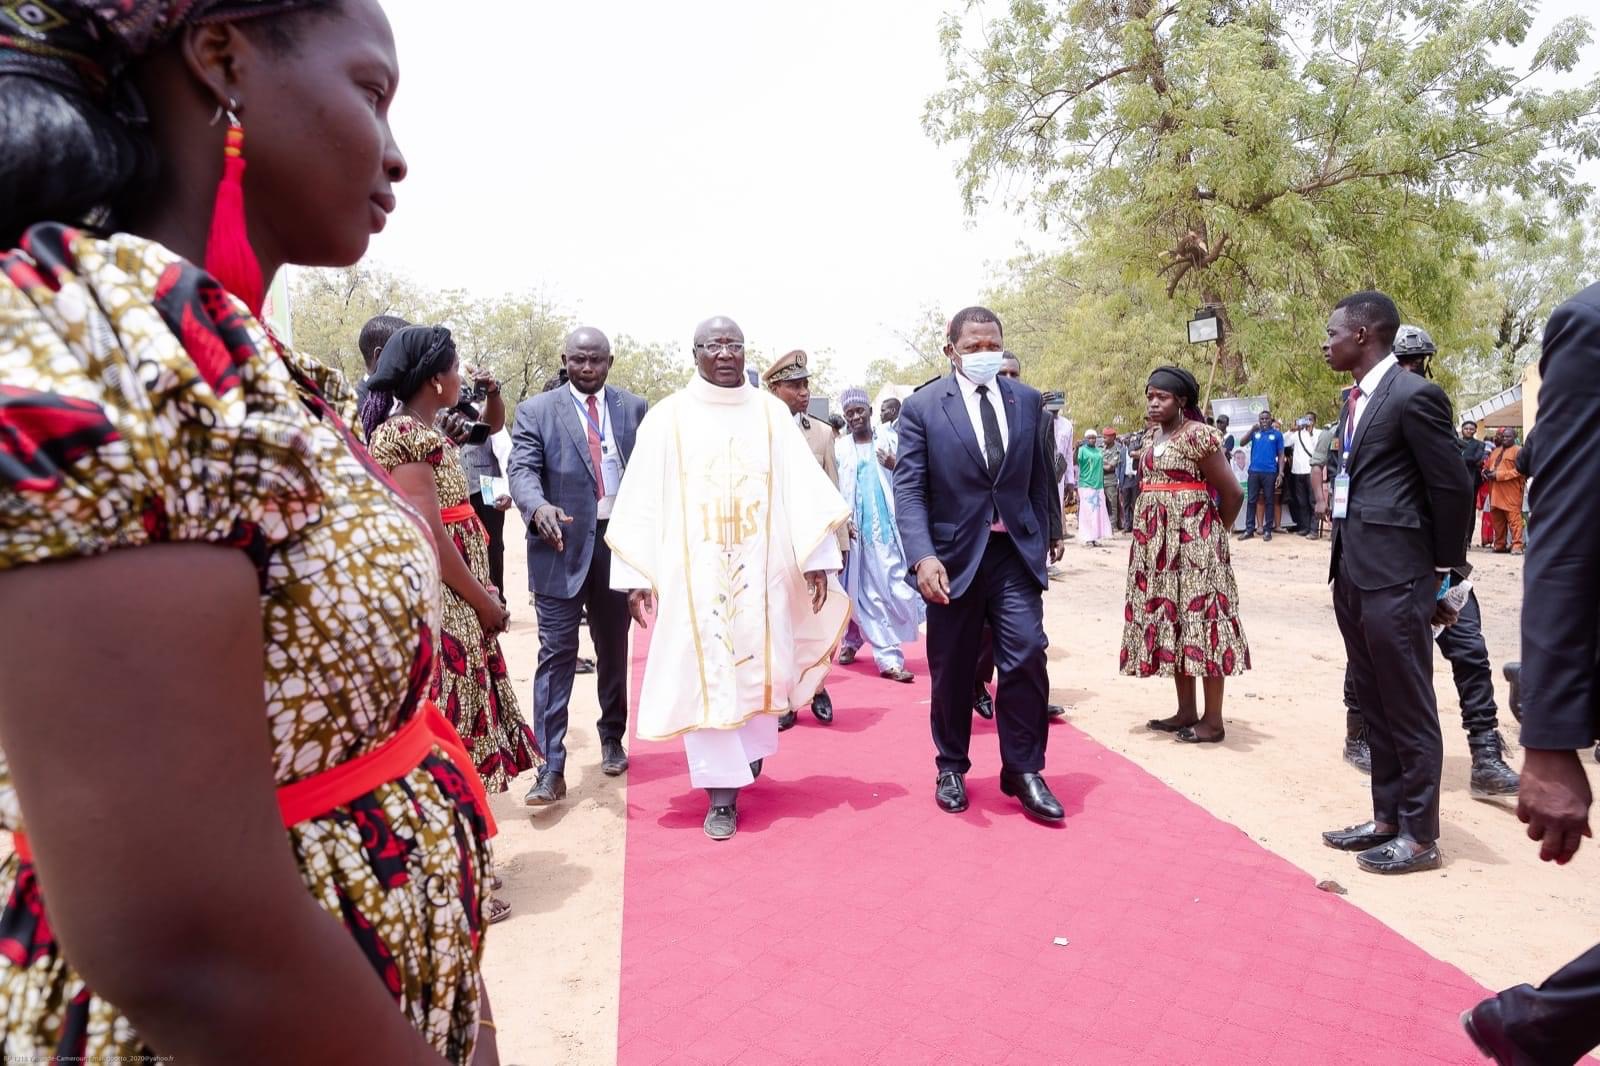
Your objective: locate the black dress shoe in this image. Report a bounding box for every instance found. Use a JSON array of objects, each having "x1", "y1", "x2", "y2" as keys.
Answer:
[
  {"x1": 575, "y1": 657, "x2": 596, "y2": 675},
  {"x1": 1238, "y1": 531, "x2": 1256, "y2": 540},
  {"x1": 600, "y1": 738, "x2": 629, "y2": 776},
  {"x1": 1263, "y1": 531, "x2": 1273, "y2": 542},
  {"x1": 704, "y1": 804, "x2": 738, "y2": 841},
  {"x1": 1000, "y1": 771, "x2": 1065, "y2": 823},
  {"x1": 1343, "y1": 736, "x2": 1372, "y2": 774},
  {"x1": 973, "y1": 691, "x2": 994, "y2": 720},
  {"x1": 810, "y1": 688, "x2": 834, "y2": 724},
  {"x1": 523, "y1": 768, "x2": 566, "y2": 805},
  {"x1": 1047, "y1": 704, "x2": 1067, "y2": 720},
  {"x1": 935, "y1": 771, "x2": 968, "y2": 813},
  {"x1": 1461, "y1": 998, "x2": 1535, "y2": 1065},
  {"x1": 749, "y1": 759, "x2": 762, "y2": 780},
  {"x1": 777, "y1": 709, "x2": 798, "y2": 732},
  {"x1": 838, "y1": 647, "x2": 857, "y2": 665},
  {"x1": 1356, "y1": 838, "x2": 1441, "y2": 874},
  {"x1": 1321, "y1": 820, "x2": 1396, "y2": 851}
]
